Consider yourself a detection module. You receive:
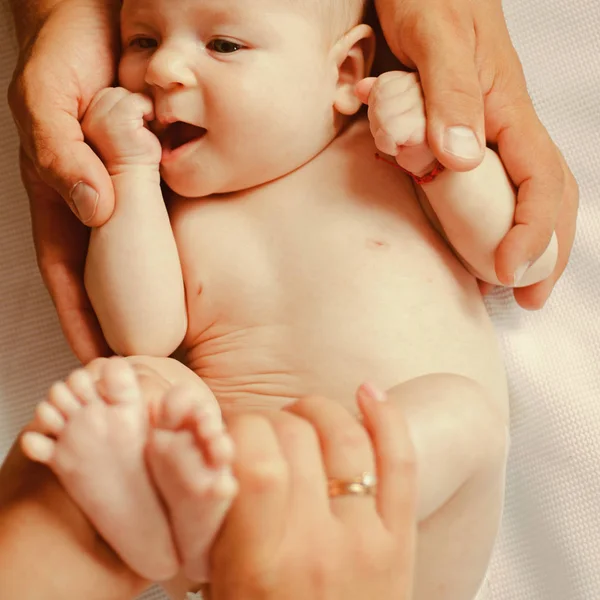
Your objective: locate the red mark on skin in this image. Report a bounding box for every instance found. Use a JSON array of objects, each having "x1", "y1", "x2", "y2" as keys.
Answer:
[
  {"x1": 367, "y1": 239, "x2": 389, "y2": 250},
  {"x1": 375, "y1": 153, "x2": 445, "y2": 185}
]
